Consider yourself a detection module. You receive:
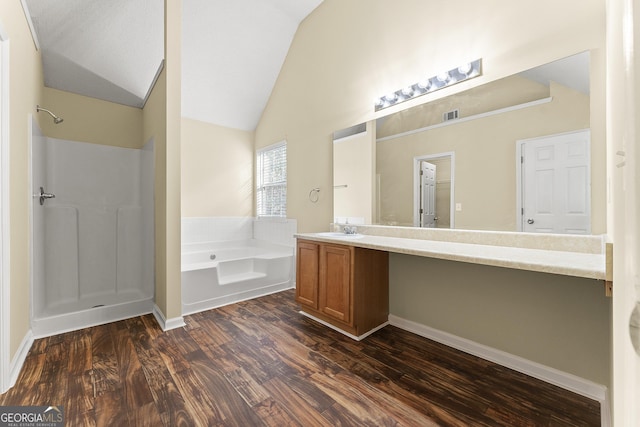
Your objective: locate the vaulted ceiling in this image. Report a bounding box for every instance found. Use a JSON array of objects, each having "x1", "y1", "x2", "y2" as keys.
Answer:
[{"x1": 23, "y1": 0, "x2": 323, "y2": 131}]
